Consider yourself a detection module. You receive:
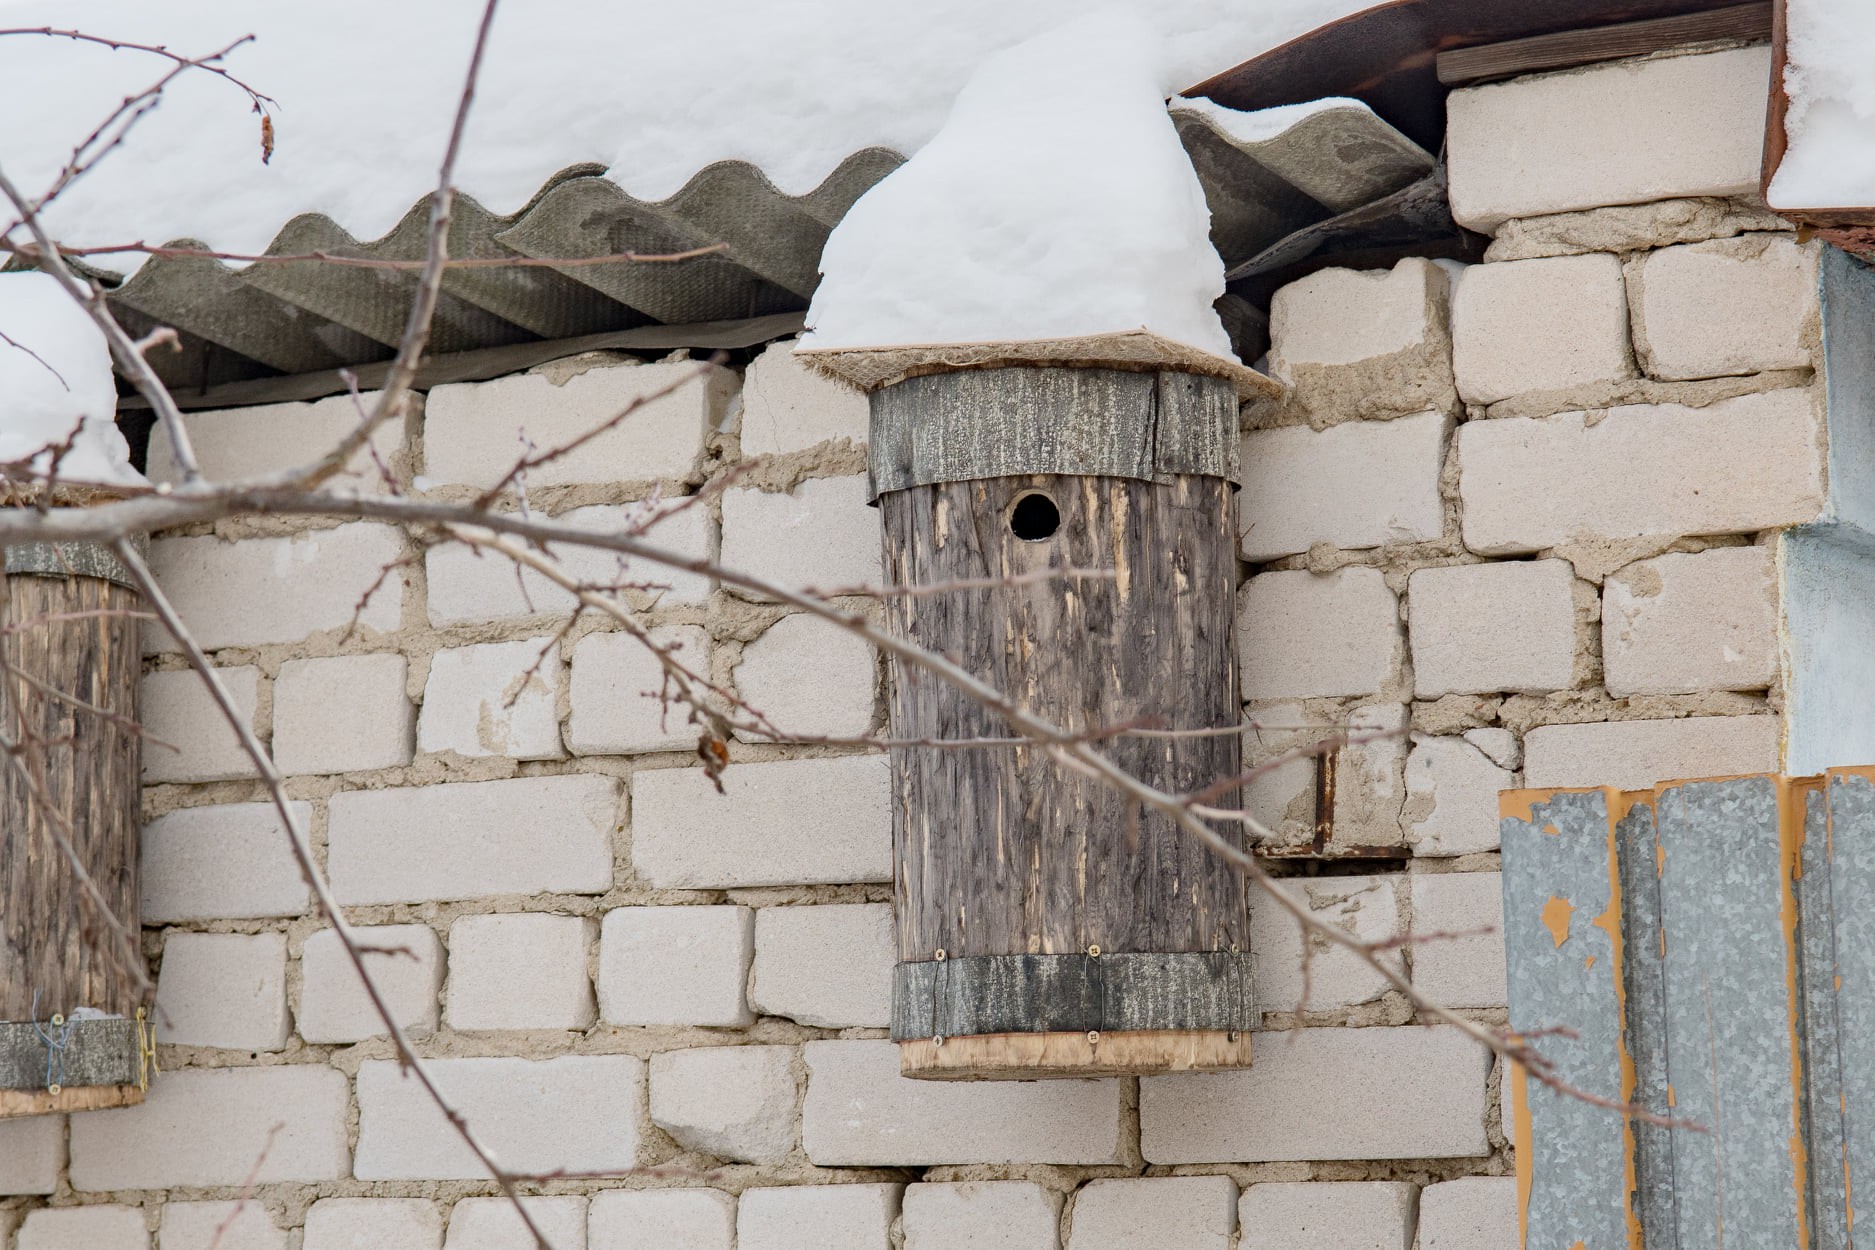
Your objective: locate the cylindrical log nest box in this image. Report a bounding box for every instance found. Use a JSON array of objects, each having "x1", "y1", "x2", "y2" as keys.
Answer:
[
  {"x1": 871, "y1": 365, "x2": 1255, "y2": 1080},
  {"x1": 0, "y1": 541, "x2": 149, "y2": 1116}
]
